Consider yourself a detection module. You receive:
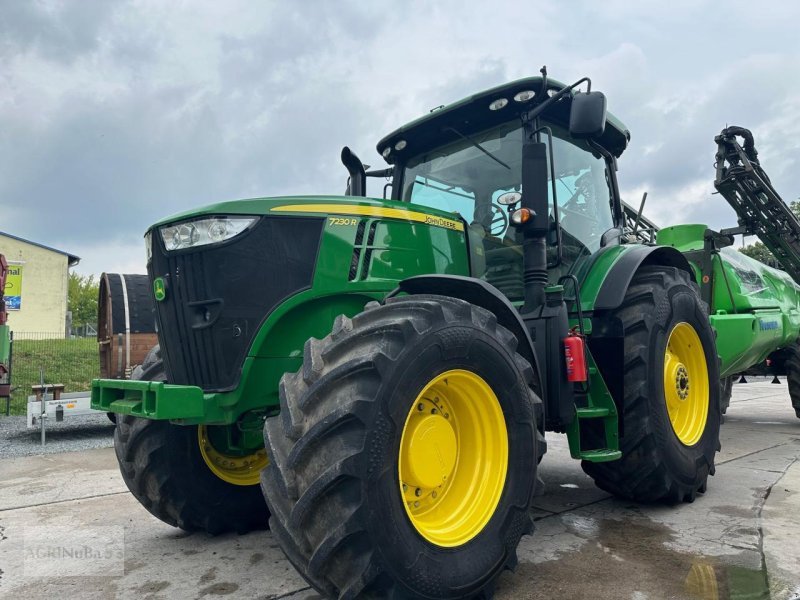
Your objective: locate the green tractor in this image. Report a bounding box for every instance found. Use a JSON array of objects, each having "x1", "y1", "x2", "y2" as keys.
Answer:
[{"x1": 93, "y1": 69, "x2": 800, "y2": 598}]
